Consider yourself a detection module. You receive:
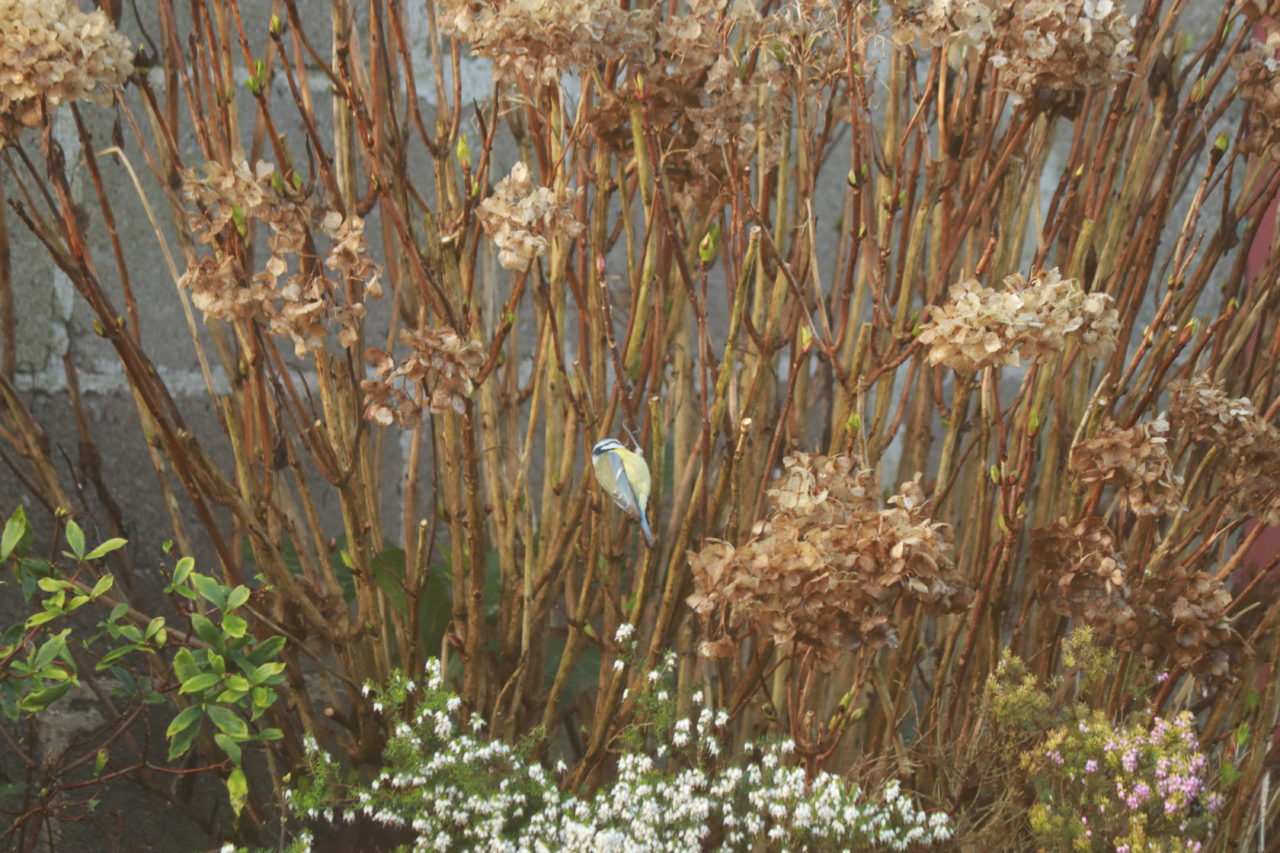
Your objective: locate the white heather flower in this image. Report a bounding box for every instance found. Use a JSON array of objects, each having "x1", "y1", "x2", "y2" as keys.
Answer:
[{"x1": 615, "y1": 623, "x2": 635, "y2": 643}]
